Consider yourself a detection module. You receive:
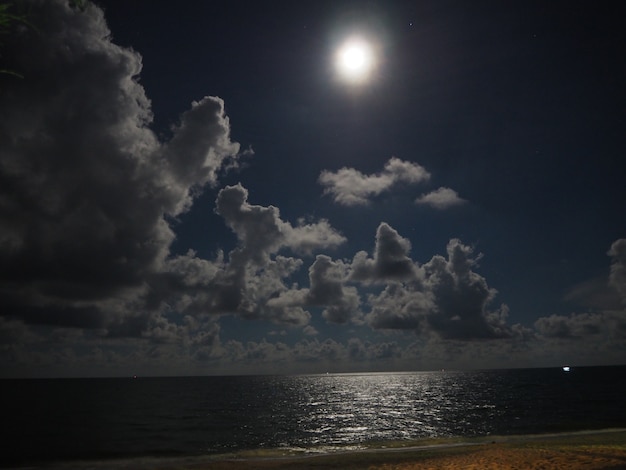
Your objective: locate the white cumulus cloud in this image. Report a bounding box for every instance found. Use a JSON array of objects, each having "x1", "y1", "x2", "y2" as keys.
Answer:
[
  {"x1": 319, "y1": 157, "x2": 430, "y2": 206},
  {"x1": 415, "y1": 187, "x2": 466, "y2": 209}
]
